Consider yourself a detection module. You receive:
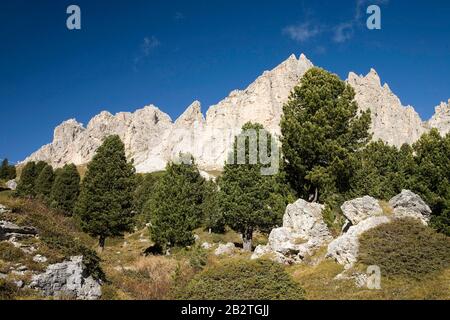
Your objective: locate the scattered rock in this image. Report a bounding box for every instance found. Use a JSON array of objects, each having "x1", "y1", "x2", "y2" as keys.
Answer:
[
  {"x1": 14, "y1": 280, "x2": 24, "y2": 288},
  {"x1": 334, "y1": 271, "x2": 368, "y2": 288},
  {"x1": 6, "y1": 180, "x2": 17, "y2": 191},
  {"x1": 33, "y1": 254, "x2": 48, "y2": 263},
  {"x1": 341, "y1": 196, "x2": 383, "y2": 226},
  {"x1": 0, "y1": 273, "x2": 7, "y2": 279},
  {"x1": 327, "y1": 216, "x2": 391, "y2": 269},
  {"x1": 193, "y1": 234, "x2": 200, "y2": 242},
  {"x1": 30, "y1": 256, "x2": 102, "y2": 300},
  {"x1": 0, "y1": 204, "x2": 11, "y2": 214},
  {"x1": 389, "y1": 190, "x2": 431, "y2": 224},
  {"x1": 0, "y1": 220, "x2": 38, "y2": 241},
  {"x1": 252, "y1": 199, "x2": 332, "y2": 264},
  {"x1": 16, "y1": 265, "x2": 28, "y2": 272},
  {"x1": 201, "y1": 242, "x2": 213, "y2": 250},
  {"x1": 214, "y1": 243, "x2": 236, "y2": 256}
]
